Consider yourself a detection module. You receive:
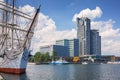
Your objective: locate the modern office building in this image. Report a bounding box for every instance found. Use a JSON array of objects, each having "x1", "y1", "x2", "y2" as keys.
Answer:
[
  {"x1": 77, "y1": 17, "x2": 101, "y2": 56},
  {"x1": 40, "y1": 45, "x2": 53, "y2": 56},
  {"x1": 90, "y1": 30, "x2": 101, "y2": 55},
  {"x1": 40, "y1": 45, "x2": 69, "y2": 57},
  {"x1": 56, "y1": 39, "x2": 69, "y2": 47},
  {"x1": 77, "y1": 17, "x2": 91, "y2": 55},
  {"x1": 56, "y1": 39, "x2": 79, "y2": 57}
]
